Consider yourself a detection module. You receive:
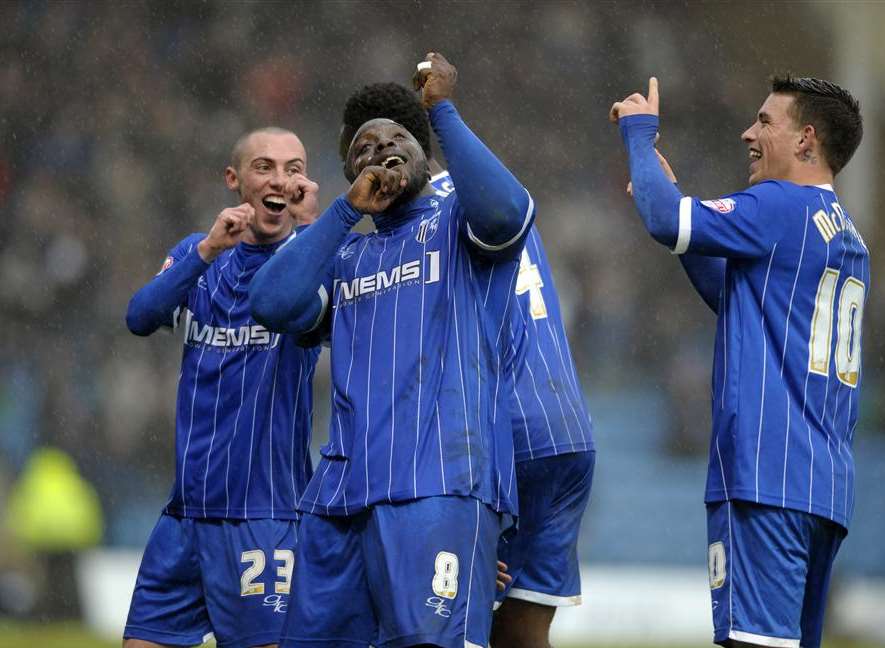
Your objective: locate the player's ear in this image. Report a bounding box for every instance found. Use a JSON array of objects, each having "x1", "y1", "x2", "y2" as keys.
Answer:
[
  {"x1": 224, "y1": 166, "x2": 240, "y2": 191},
  {"x1": 796, "y1": 124, "x2": 818, "y2": 161}
]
